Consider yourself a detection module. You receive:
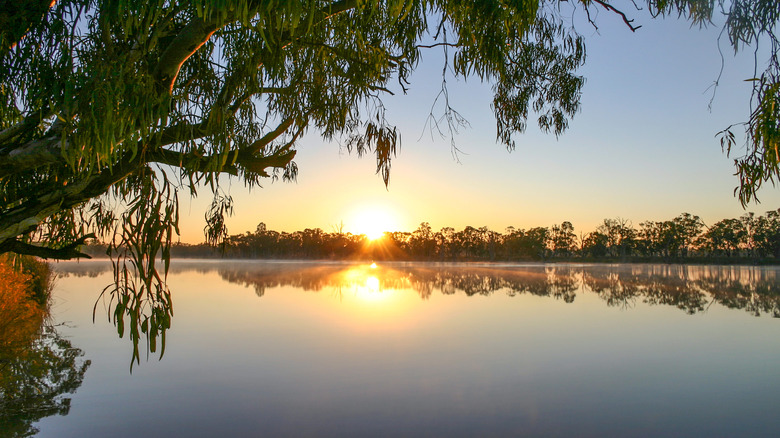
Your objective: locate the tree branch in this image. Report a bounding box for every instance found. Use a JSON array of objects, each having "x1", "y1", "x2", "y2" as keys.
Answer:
[
  {"x1": 210, "y1": 0, "x2": 358, "y2": 117},
  {"x1": 0, "y1": 130, "x2": 299, "y2": 253},
  {"x1": 0, "y1": 107, "x2": 51, "y2": 149},
  {"x1": 0, "y1": 119, "x2": 211, "y2": 179},
  {"x1": 156, "y1": 121, "x2": 210, "y2": 147},
  {"x1": 0, "y1": 135, "x2": 65, "y2": 178},
  {"x1": 152, "y1": 0, "x2": 357, "y2": 95},
  {"x1": 146, "y1": 148, "x2": 239, "y2": 176},
  {"x1": 417, "y1": 42, "x2": 462, "y2": 49},
  {"x1": 245, "y1": 118, "x2": 295, "y2": 156},
  {"x1": 590, "y1": 0, "x2": 642, "y2": 32},
  {"x1": 0, "y1": 233, "x2": 95, "y2": 259},
  {"x1": 148, "y1": 139, "x2": 298, "y2": 178},
  {"x1": 235, "y1": 148, "x2": 297, "y2": 176},
  {"x1": 0, "y1": 152, "x2": 143, "y2": 244},
  {"x1": 153, "y1": 16, "x2": 222, "y2": 93}
]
